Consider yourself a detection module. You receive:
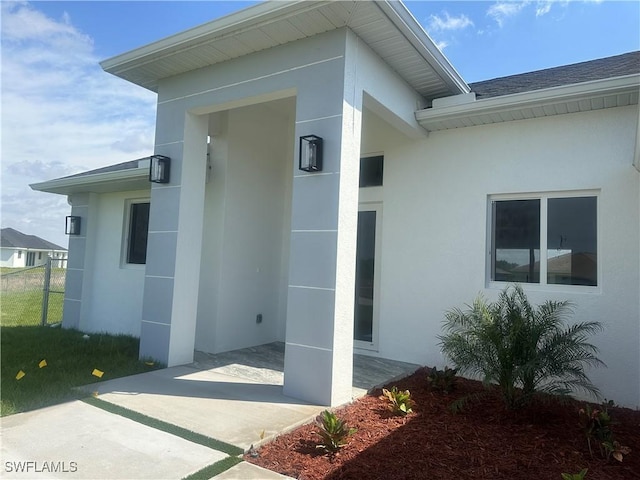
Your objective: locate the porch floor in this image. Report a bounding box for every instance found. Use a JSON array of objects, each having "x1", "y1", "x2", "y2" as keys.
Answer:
[
  {"x1": 193, "y1": 342, "x2": 420, "y2": 397},
  {"x1": 86, "y1": 342, "x2": 420, "y2": 452}
]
